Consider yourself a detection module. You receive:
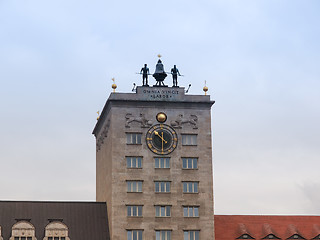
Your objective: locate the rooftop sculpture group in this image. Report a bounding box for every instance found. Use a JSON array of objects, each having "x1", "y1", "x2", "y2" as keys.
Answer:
[{"x1": 139, "y1": 57, "x2": 182, "y2": 87}]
